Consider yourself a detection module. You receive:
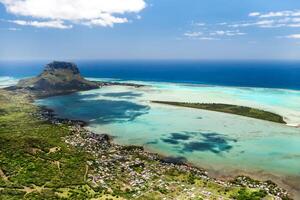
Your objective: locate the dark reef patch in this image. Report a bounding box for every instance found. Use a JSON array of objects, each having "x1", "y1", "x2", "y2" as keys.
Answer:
[
  {"x1": 161, "y1": 132, "x2": 195, "y2": 145},
  {"x1": 145, "y1": 140, "x2": 158, "y2": 145},
  {"x1": 37, "y1": 92, "x2": 150, "y2": 124},
  {"x1": 101, "y1": 91, "x2": 143, "y2": 99},
  {"x1": 182, "y1": 132, "x2": 235, "y2": 154},
  {"x1": 170, "y1": 132, "x2": 191, "y2": 140},
  {"x1": 160, "y1": 132, "x2": 194, "y2": 145},
  {"x1": 161, "y1": 131, "x2": 236, "y2": 154},
  {"x1": 162, "y1": 138, "x2": 180, "y2": 145}
]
